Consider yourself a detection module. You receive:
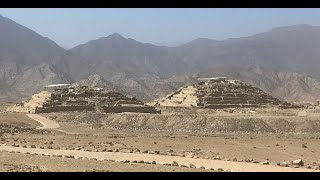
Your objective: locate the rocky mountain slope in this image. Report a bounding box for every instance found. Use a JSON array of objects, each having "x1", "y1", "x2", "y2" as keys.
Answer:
[
  {"x1": 1, "y1": 14, "x2": 320, "y2": 103},
  {"x1": 0, "y1": 15, "x2": 71, "y2": 102}
]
